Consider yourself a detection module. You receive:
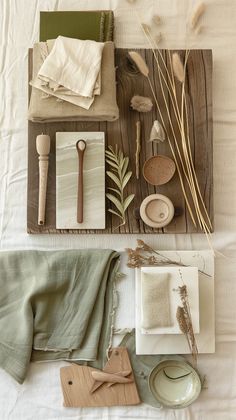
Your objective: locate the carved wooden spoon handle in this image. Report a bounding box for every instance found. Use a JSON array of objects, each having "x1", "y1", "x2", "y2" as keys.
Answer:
[{"x1": 76, "y1": 140, "x2": 86, "y2": 223}]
